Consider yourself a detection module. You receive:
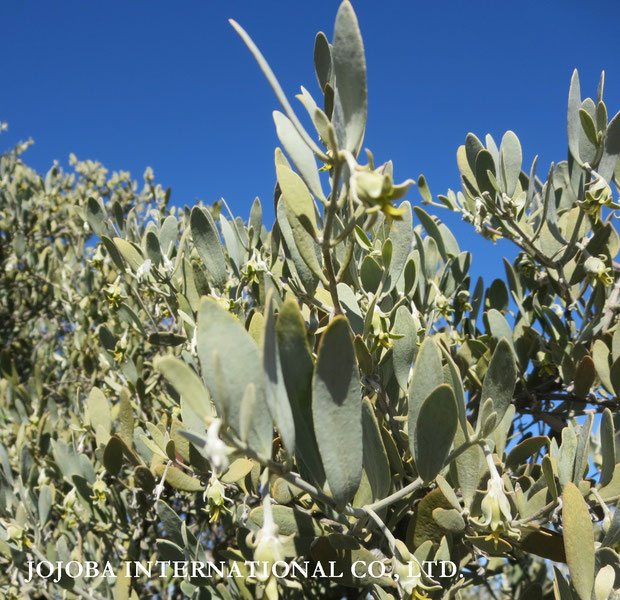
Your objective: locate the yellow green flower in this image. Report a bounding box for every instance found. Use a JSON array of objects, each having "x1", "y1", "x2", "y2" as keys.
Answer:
[
  {"x1": 391, "y1": 540, "x2": 439, "y2": 600},
  {"x1": 204, "y1": 475, "x2": 229, "y2": 523},
  {"x1": 347, "y1": 150, "x2": 414, "y2": 225},
  {"x1": 584, "y1": 255, "x2": 614, "y2": 287},
  {"x1": 90, "y1": 478, "x2": 109, "y2": 508},
  {"x1": 579, "y1": 176, "x2": 620, "y2": 222}
]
